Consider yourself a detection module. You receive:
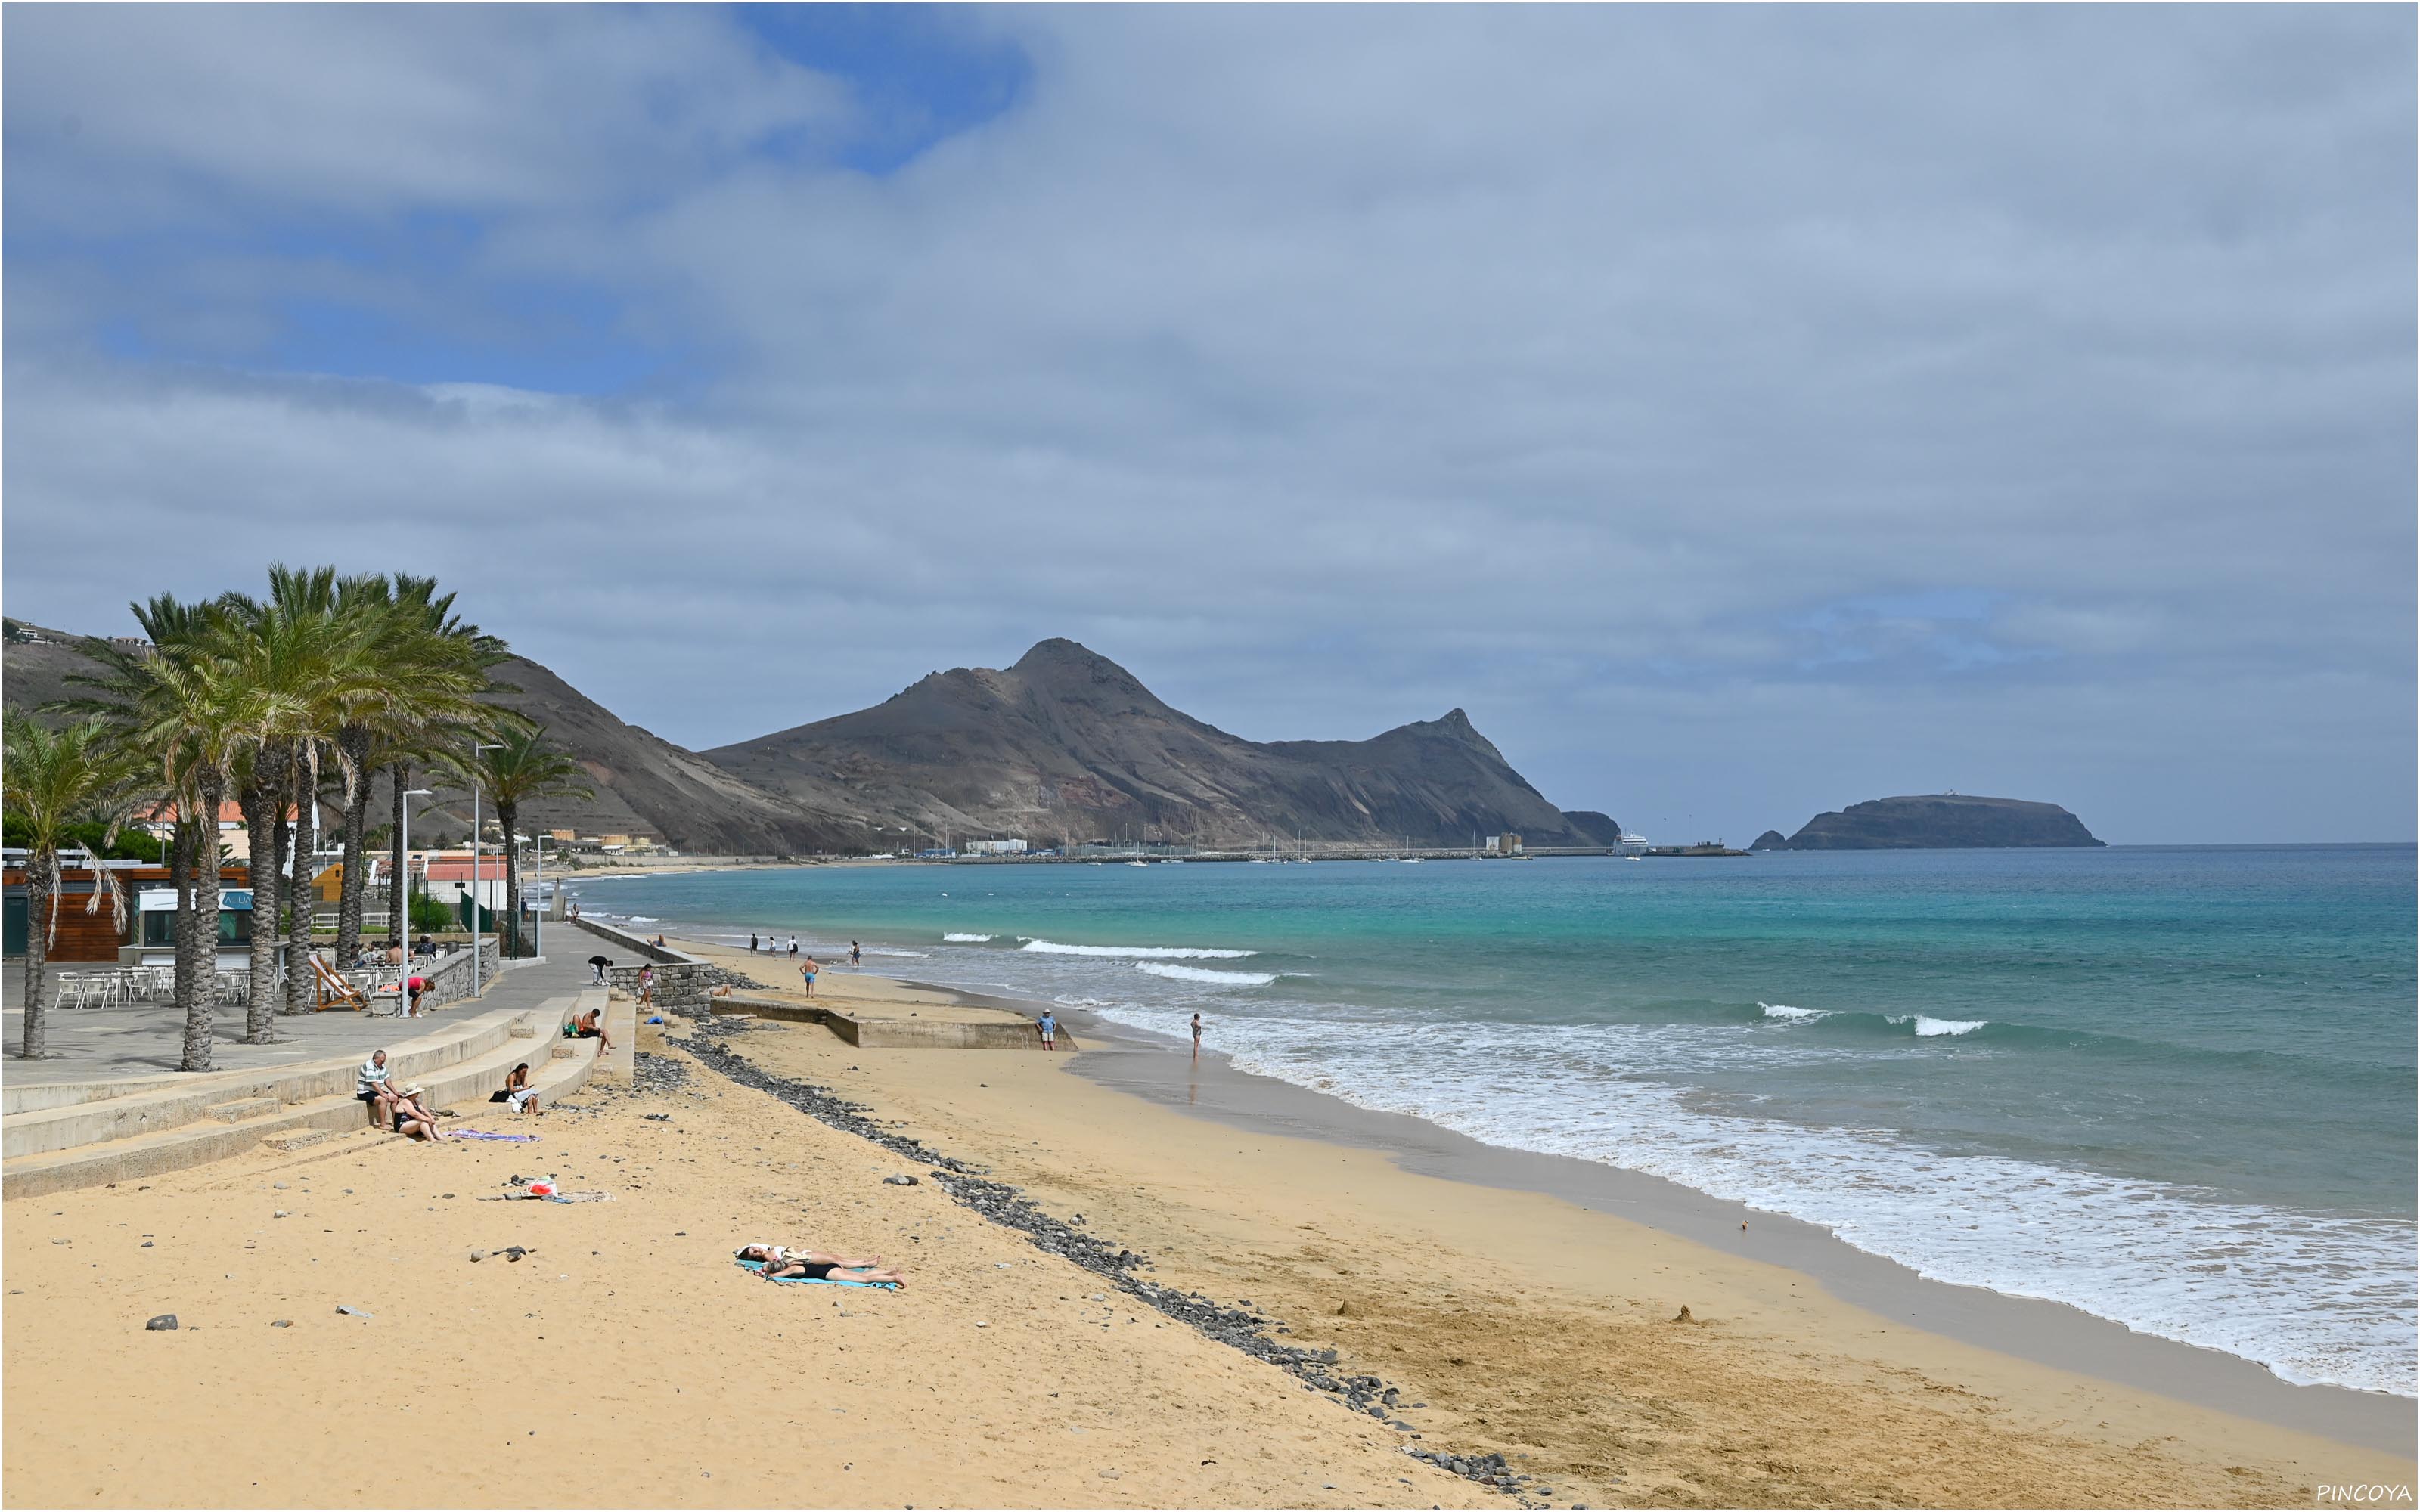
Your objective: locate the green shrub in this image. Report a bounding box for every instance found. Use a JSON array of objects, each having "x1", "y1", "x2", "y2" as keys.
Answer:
[{"x1": 1, "y1": 815, "x2": 163, "y2": 863}]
